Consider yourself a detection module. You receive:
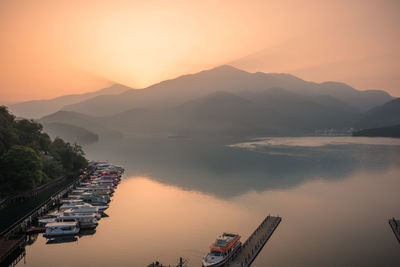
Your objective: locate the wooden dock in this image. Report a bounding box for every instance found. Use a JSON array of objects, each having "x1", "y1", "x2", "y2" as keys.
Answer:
[
  {"x1": 0, "y1": 236, "x2": 25, "y2": 266},
  {"x1": 226, "y1": 215, "x2": 281, "y2": 267},
  {"x1": 0, "y1": 170, "x2": 91, "y2": 266},
  {"x1": 389, "y1": 218, "x2": 400, "y2": 243}
]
